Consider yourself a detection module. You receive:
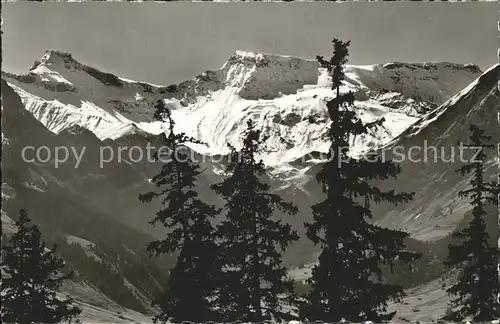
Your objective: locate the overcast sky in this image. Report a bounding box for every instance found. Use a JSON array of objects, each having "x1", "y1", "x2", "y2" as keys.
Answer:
[{"x1": 2, "y1": 3, "x2": 497, "y2": 85}]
